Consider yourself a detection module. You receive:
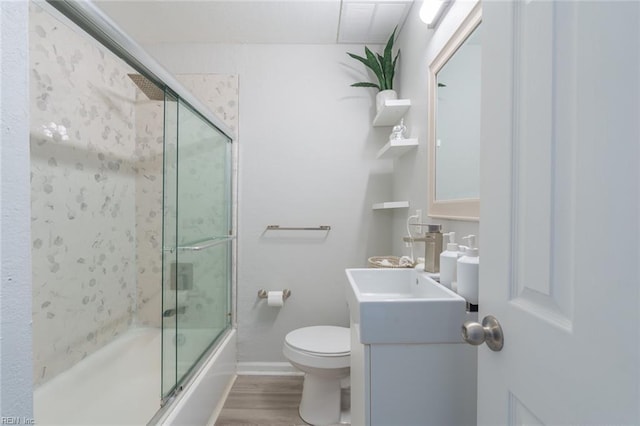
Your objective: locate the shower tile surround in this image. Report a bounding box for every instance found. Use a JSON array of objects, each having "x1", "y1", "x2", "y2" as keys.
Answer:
[
  {"x1": 133, "y1": 94, "x2": 164, "y2": 328},
  {"x1": 30, "y1": 3, "x2": 138, "y2": 385},
  {"x1": 29, "y1": 3, "x2": 239, "y2": 386}
]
